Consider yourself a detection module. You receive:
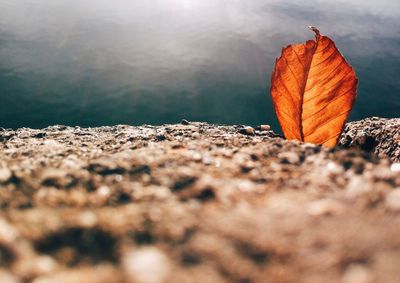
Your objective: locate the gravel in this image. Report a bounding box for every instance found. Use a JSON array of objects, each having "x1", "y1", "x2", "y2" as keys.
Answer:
[{"x1": 0, "y1": 117, "x2": 399, "y2": 283}]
